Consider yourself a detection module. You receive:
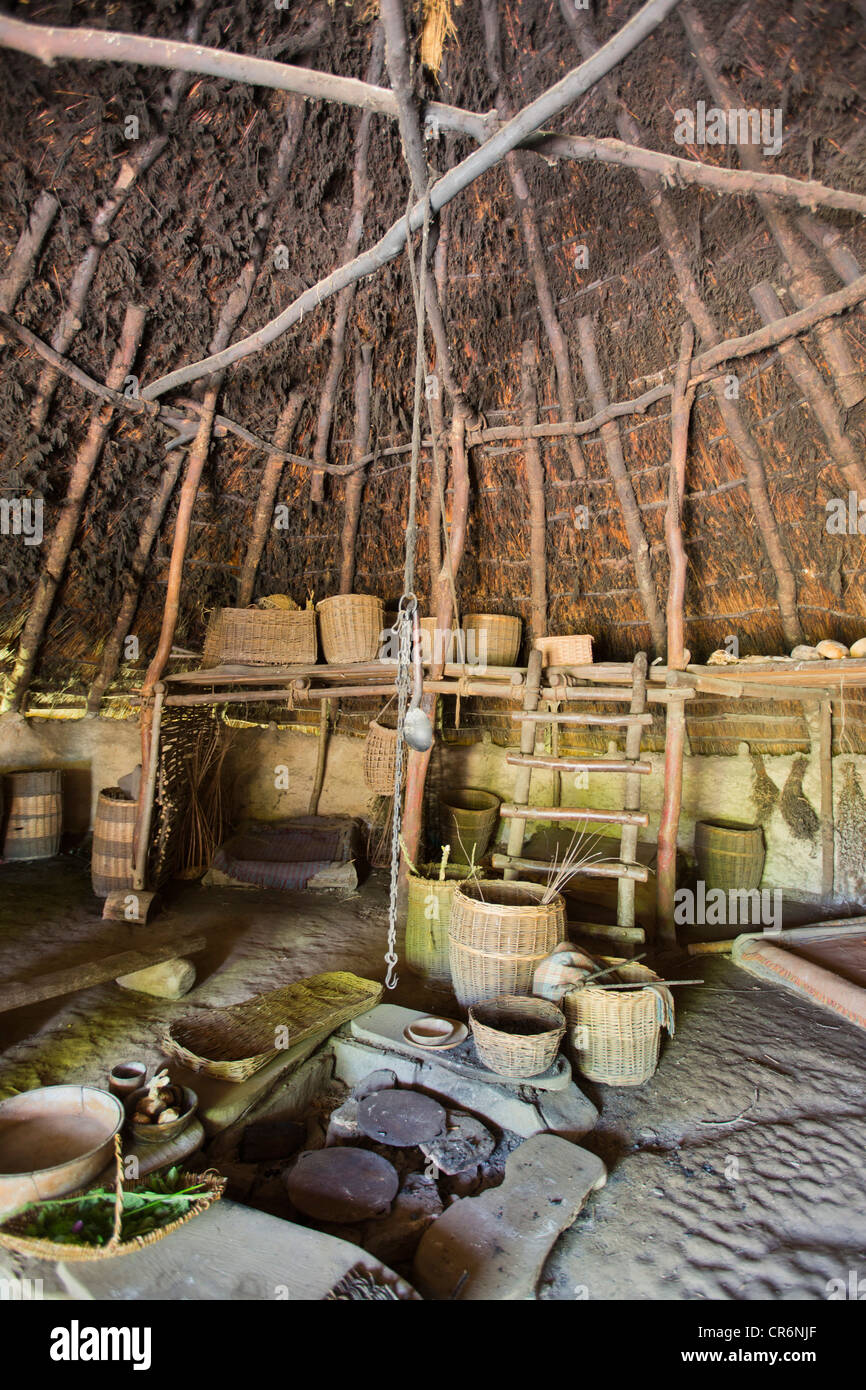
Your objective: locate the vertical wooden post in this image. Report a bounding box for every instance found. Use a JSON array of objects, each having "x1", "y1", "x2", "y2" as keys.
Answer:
[
  {"x1": 308, "y1": 698, "x2": 330, "y2": 816},
  {"x1": 339, "y1": 345, "x2": 374, "y2": 594},
  {"x1": 503, "y1": 649, "x2": 544, "y2": 879},
  {"x1": 520, "y1": 339, "x2": 547, "y2": 642},
  {"x1": 618, "y1": 651, "x2": 648, "y2": 929},
  {"x1": 238, "y1": 388, "x2": 306, "y2": 607},
  {"x1": 806, "y1": 698, "x2": 835, "y2": 903},
  {"x1": 657, "y1": 324, "x2": 696, "y2": 945}
]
